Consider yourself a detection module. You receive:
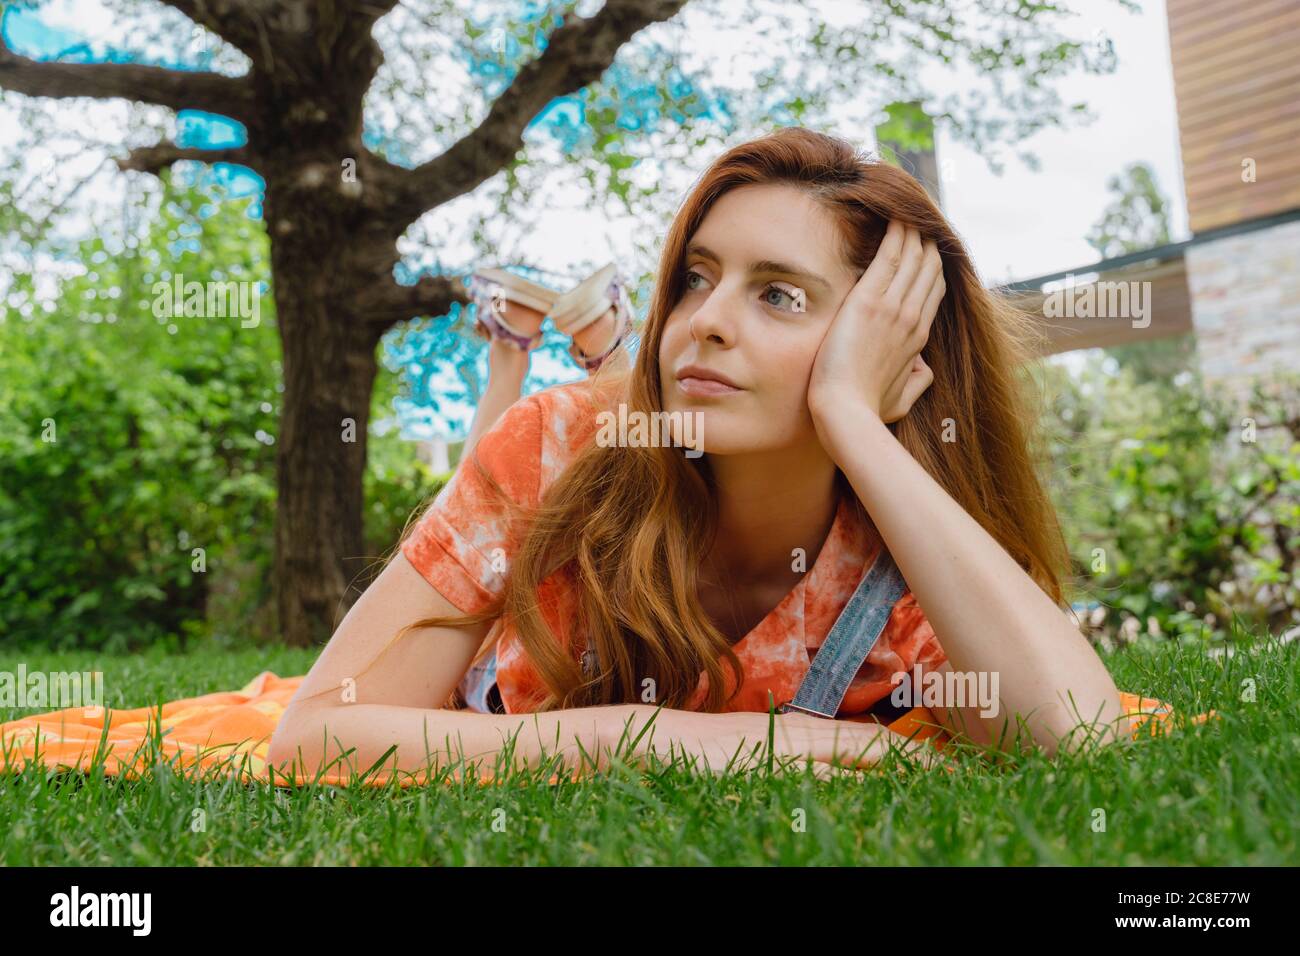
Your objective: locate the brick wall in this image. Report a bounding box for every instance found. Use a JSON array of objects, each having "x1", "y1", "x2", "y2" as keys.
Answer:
[{"x1": 1186, "y1": 218, "x2": 1300, "y2": 394}]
